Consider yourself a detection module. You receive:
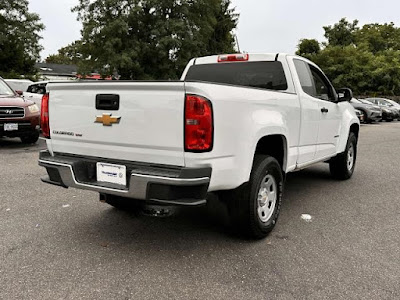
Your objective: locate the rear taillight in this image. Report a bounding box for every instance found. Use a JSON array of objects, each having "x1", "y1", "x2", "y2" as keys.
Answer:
[
  {"x1": 185, "y1": 94, "x2": 213, "y2": 152},
  {"x1": 218, "y1": 53, "x2": 249, "y2": 63},
  {"x1": 41, "y1": 93, "x2": 50, "y2": 138}
]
